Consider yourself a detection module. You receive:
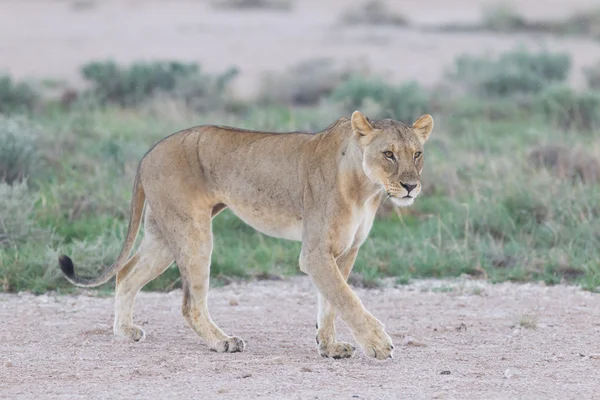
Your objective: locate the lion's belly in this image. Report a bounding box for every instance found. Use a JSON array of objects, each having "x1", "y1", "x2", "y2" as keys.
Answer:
[{"x1": 228, "y1": 204, "x2": 303, "y2": 242}]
